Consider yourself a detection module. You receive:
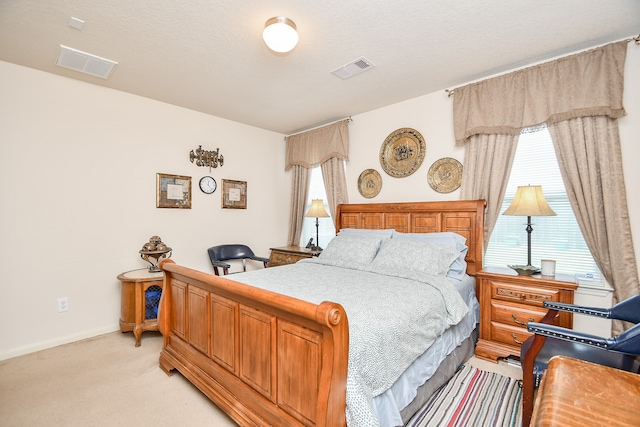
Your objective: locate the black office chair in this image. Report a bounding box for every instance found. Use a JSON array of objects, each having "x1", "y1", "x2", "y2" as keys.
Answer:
[
  {"x1": 520, "y1": 295, "x2": 640, "y2": 427},
  {"x1": 207, "y1": 244, "x2": 269, "y2": 276}
]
